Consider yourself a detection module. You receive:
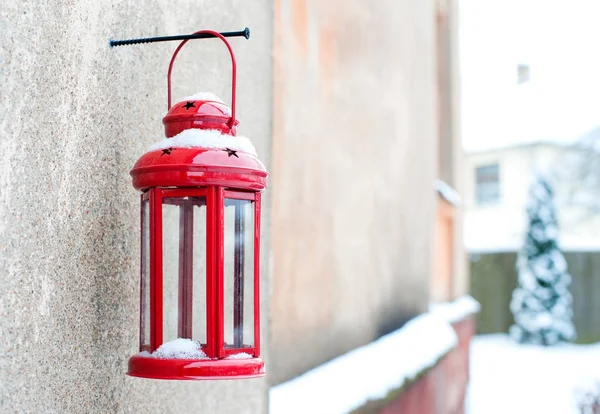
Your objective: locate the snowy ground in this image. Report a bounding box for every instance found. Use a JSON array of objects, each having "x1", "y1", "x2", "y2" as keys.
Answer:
[{"x1": 466, "y1": 334, "x2": 600, "y2": 414}]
